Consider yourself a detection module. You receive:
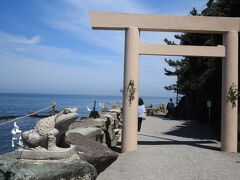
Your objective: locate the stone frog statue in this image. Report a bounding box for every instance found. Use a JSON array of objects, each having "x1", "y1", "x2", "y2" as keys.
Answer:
[{"x1": 22, "y1": 107, "x2": 79, "y2": 151}]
